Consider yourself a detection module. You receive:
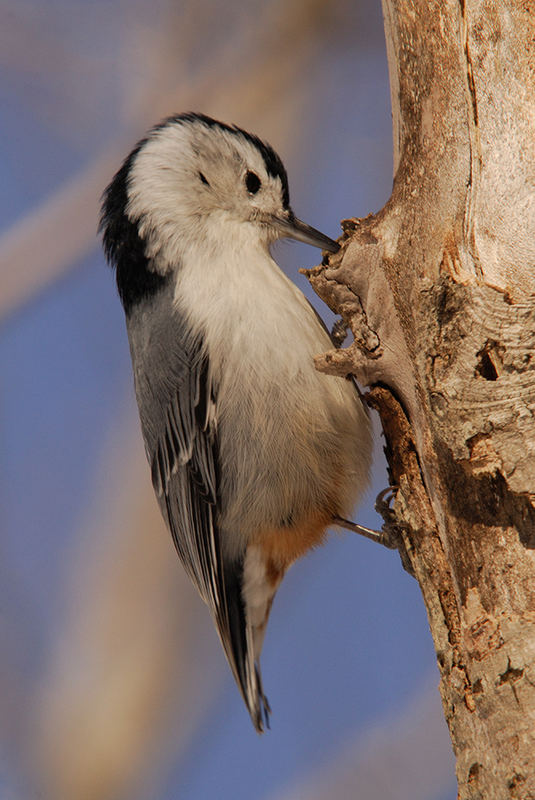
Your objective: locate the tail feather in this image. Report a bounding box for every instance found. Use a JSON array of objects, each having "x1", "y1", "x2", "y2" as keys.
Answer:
[{"x1": 217, "y1": 557, "x2": 271, "y2": 733}]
